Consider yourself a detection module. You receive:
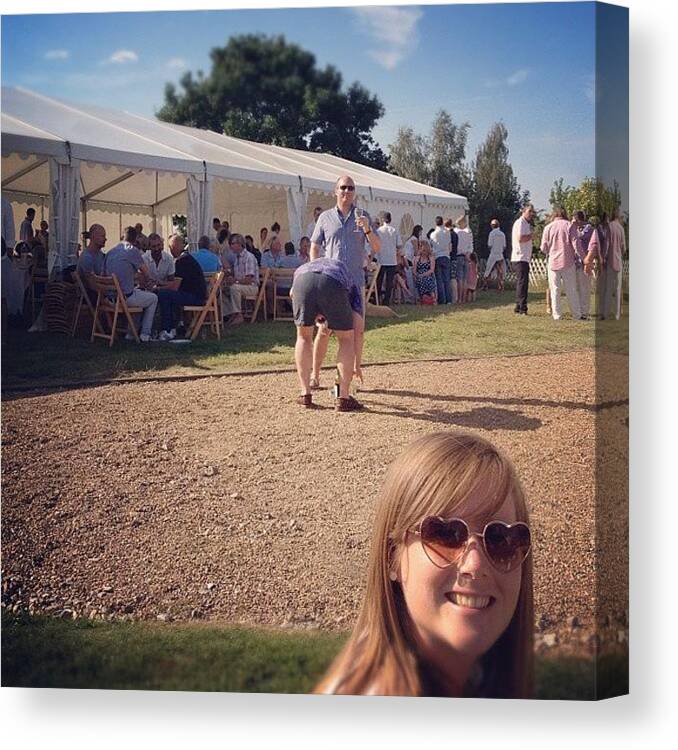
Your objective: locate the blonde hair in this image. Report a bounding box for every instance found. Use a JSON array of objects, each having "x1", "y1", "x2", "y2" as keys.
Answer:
[
  {"x1": 417, "y1": 239, "x2": 432, "y2": 256},
  {"x1": 315, "y1": 431, "x2": 534, "y2": 698}
]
